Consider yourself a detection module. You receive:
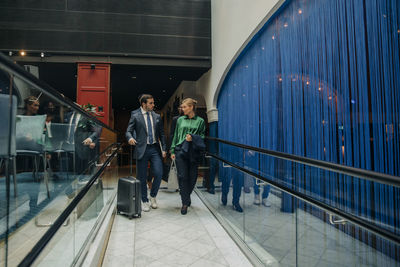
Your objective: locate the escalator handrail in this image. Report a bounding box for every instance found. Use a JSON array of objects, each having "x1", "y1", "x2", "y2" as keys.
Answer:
[
  {"x1": 206, "y1": 137, "x2": 400, "y2": 188},
  {"x1": 0, "y1": 53, "x2": 117, "y2": 134},
  {"x1": 207, "y1": 152, "x2": 400, "y2": 246},
  {"x1": 18, "y1": 143, "x2": 121, "y2": 267}
]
